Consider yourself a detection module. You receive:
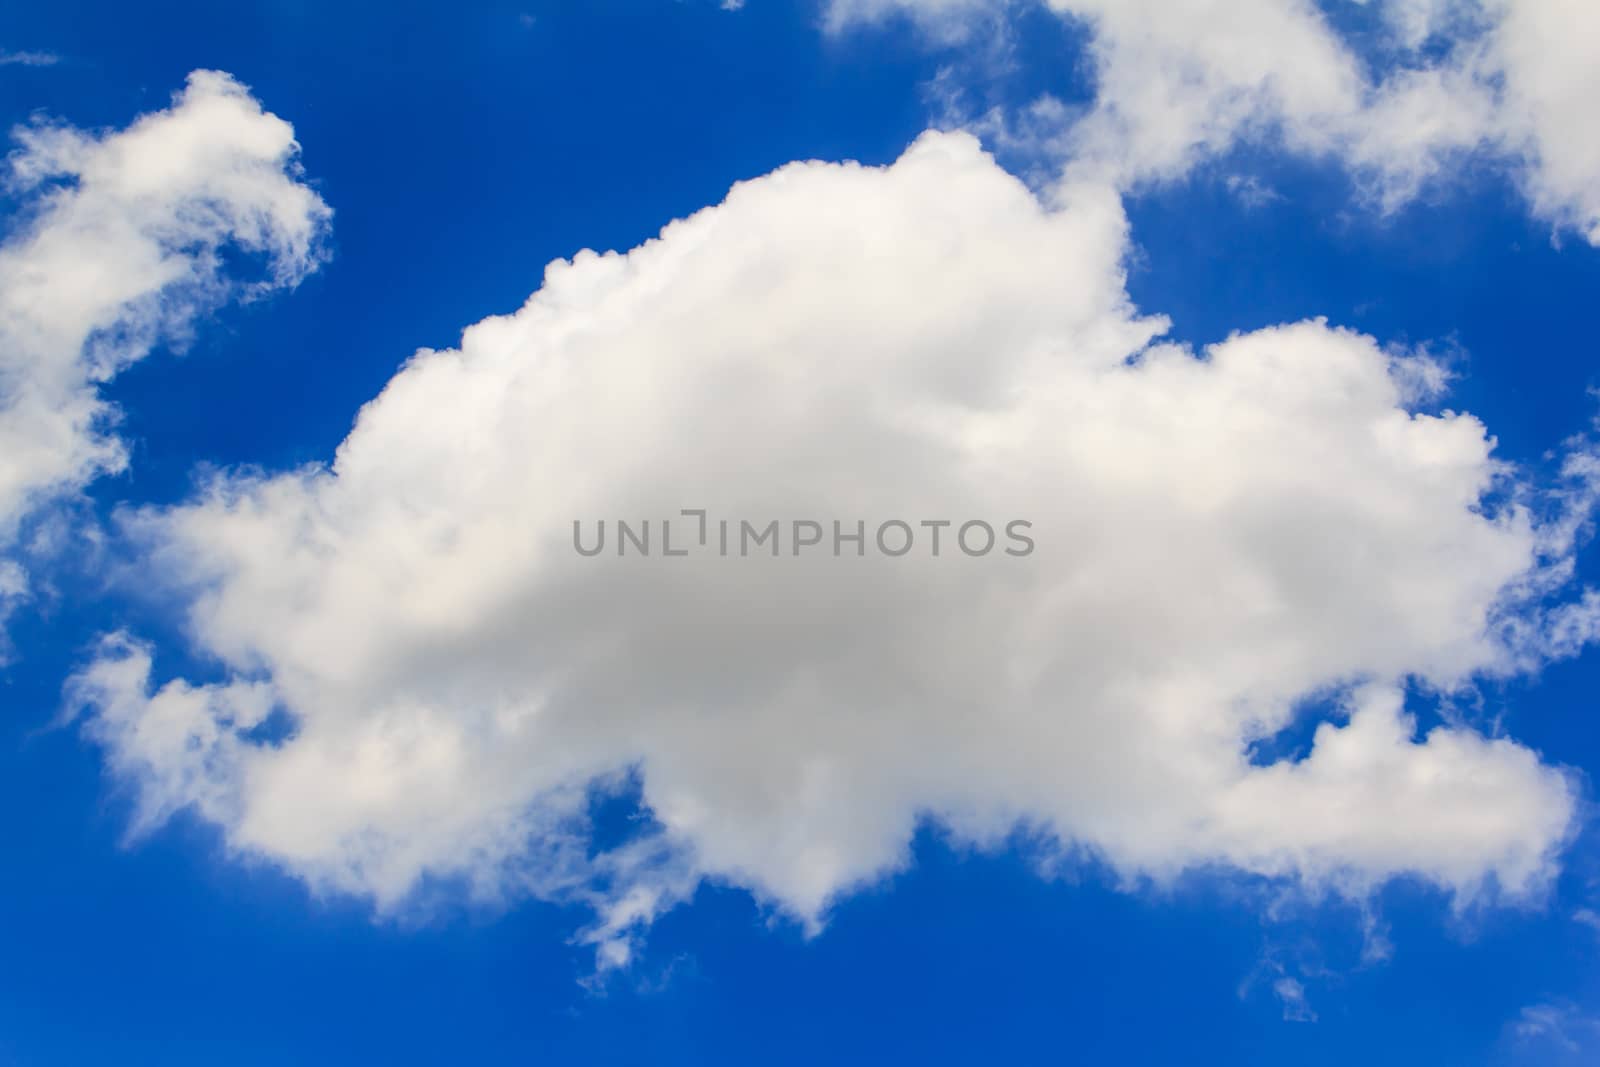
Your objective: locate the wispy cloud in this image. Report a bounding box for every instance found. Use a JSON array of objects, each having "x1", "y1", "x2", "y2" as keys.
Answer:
[
  {"x1": 0, "y1": 48, "x2": 60, "y2": 67},
  {"x1": 1272, "y1": 978, "x2": 1318, "y2": 1024},
  {"x1": 1508, "y1": 1001, "x2": 1600, "y2": 1059}
]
